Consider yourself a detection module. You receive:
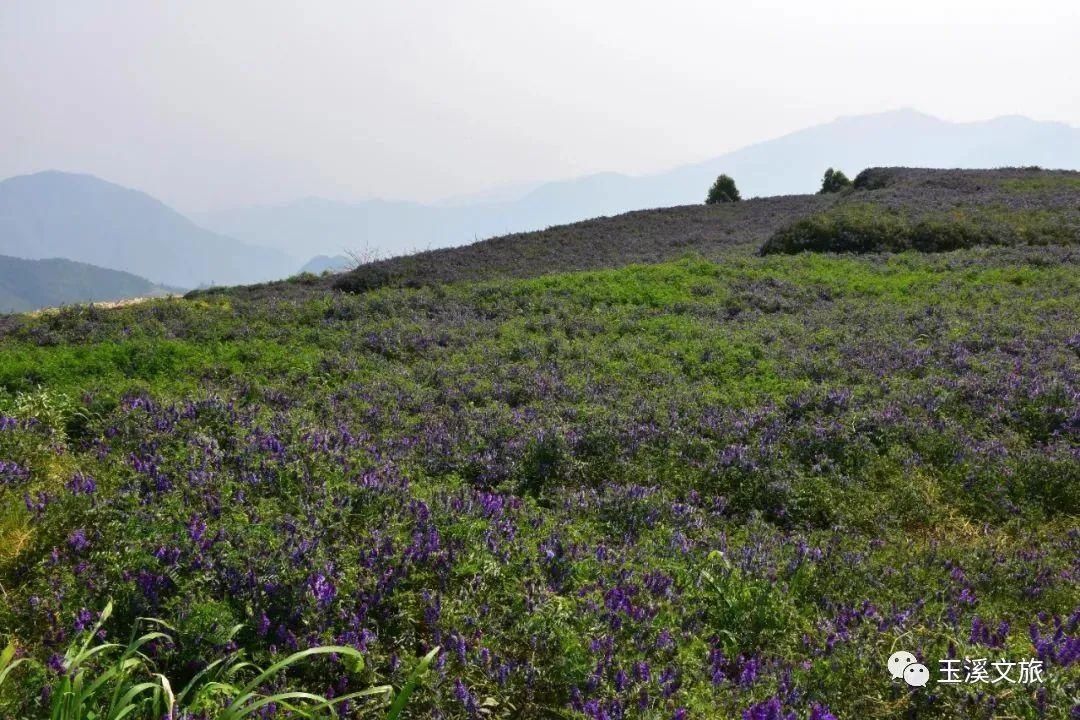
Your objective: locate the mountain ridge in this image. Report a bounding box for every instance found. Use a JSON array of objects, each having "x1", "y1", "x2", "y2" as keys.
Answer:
[
  {"x1": 196, "y1": 110, "x2": 1080, "y2": 261},
  {"x1": 0, "y1": 171, "x2": 297, "y2": 288},
  {"x1": 0, "y1": 253, "x2": 172, "y2": 313}
]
